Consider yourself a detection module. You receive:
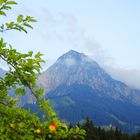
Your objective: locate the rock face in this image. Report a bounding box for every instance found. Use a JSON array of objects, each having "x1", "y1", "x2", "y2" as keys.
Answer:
[
  {"x1": 37, "y1": 50, "x2": 140, "y2": 133},
  {"x1": 38, "y1": 50, "x2": 140, "y2": 105}
]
